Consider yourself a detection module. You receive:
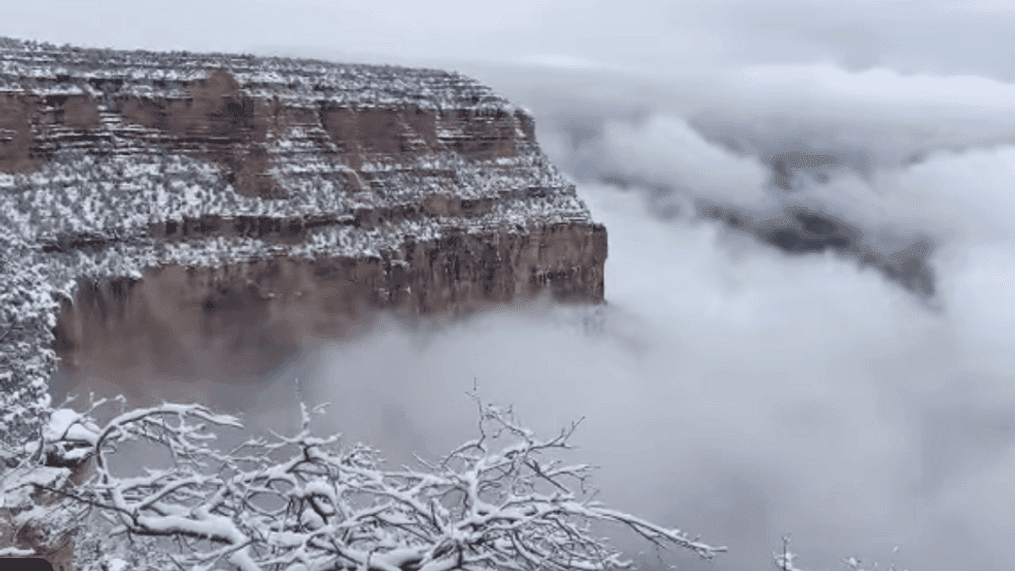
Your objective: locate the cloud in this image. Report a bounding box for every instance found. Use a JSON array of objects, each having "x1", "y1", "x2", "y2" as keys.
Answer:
[
  {"x1": 492, "y1": 60, "x2": 1015, "y2": 304},
  {"x1": 7, "y1": 0, "x2": 1015, "y2": 84},
  {"x1": 443, "y1": 61, "x2": 1015, "y2": 569},
  {"x1": 519, "y1": 54, "x2": 603, "y2": 70}
]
